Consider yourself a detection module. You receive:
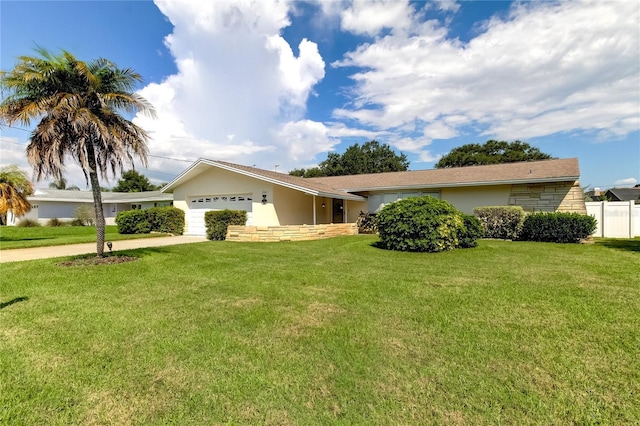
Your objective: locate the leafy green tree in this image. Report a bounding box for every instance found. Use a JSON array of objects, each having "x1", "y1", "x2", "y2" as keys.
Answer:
[
  {"x1": 289, "y1": 167, "x2": 324, "y2": 178},
  {"x1": 113, "y1": 169, "x2": 159, "y2": 192},
  {"x1": 290, "y1": 140, "x2": 409, "y2": 177},
  {"x1": 0, "y1": 165, "x2": 33, "y2": 225},
  {"x1": 435, "y1": 140, "x2": 554, "y2": 169},
  {"x1": 0, "y1": 48, "x2": 155, "y2": 256}
]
